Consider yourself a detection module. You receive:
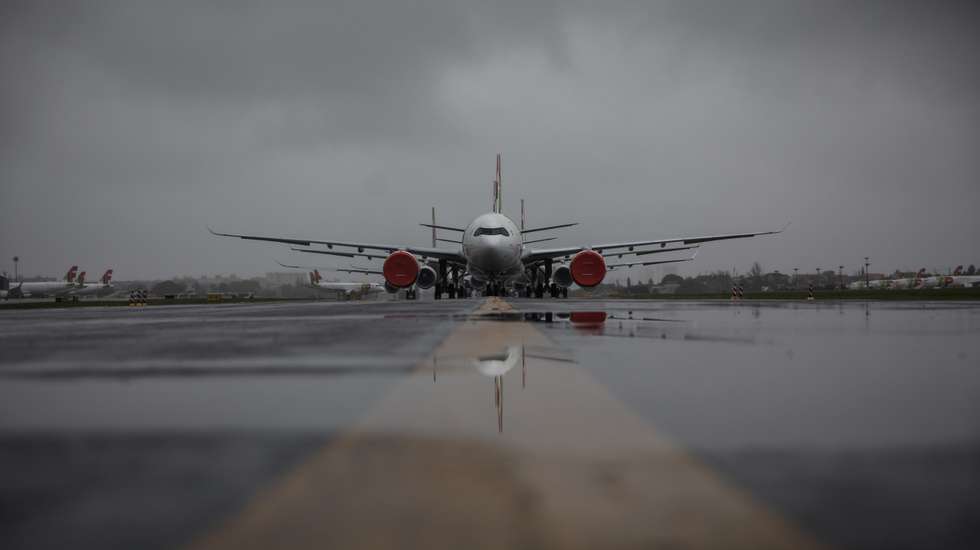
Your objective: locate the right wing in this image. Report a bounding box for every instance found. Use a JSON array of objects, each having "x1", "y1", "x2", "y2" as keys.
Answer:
[{"x1": 523, "y1": 223, "x2": 788, "y2": 263}]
